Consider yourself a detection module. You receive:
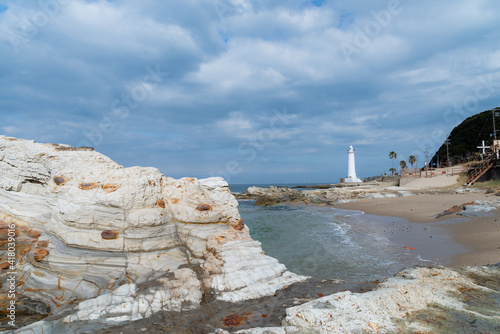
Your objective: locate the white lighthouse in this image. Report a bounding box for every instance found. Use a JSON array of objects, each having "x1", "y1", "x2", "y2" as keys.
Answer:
[{"x1": 345, "y1": 145, "x2": 363, "y2": 183}]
